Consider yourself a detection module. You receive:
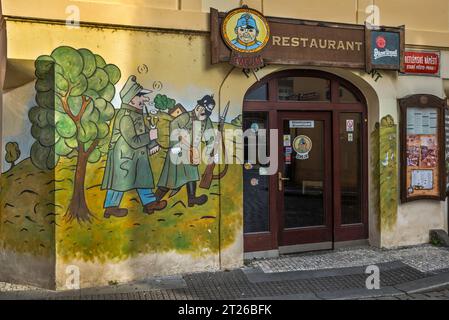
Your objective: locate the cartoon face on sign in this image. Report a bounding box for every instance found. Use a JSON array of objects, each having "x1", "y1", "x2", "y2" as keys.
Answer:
[
  {"x1": 222, "y1": 8, "x2": 270, "y2": 53},
  {"x1": 293, "y1": 135, "x2": 313, "y2": 160}
]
